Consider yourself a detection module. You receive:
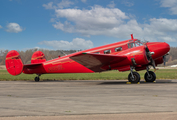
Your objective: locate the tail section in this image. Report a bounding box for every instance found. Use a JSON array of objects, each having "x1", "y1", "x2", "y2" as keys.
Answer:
[
  {"x1": 5, "y1": 50, "x2": 23, "y2": 76},
  {"x1": 6, "y1": 50, "x2": 46, "y2": 76},
  {"x1": 31, "y1": 51, "x2": 46, "y2": 64}
]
